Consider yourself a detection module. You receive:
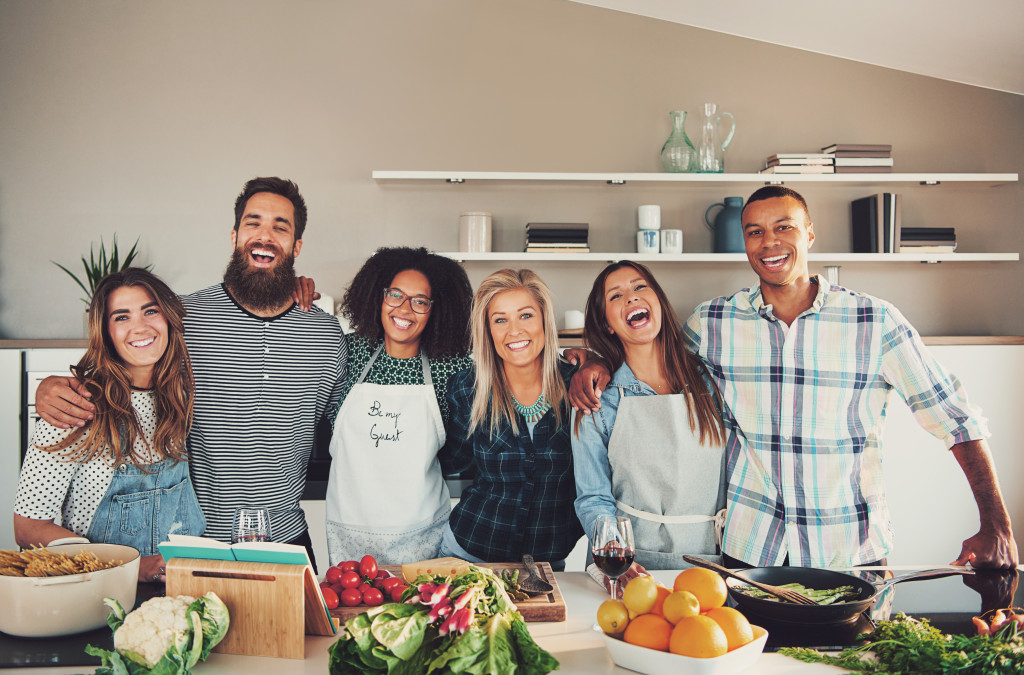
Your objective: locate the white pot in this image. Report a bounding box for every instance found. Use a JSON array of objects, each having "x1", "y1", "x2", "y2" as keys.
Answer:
[{"x1": 0, "y1": 543, "x2": 140, "y2": 637}]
